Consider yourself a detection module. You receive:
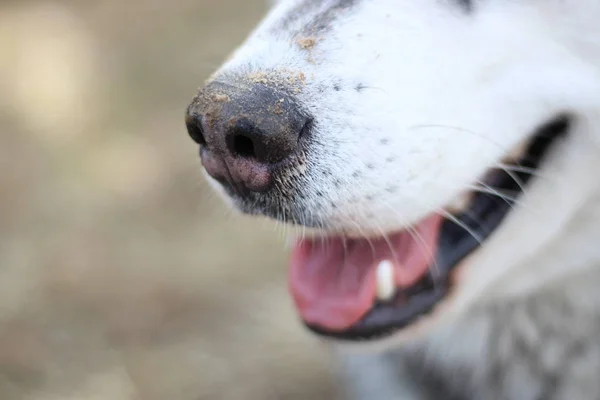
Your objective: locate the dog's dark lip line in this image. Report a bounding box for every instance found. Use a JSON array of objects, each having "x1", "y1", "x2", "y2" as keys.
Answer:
[{"x1": 305, "y1": 115, "x2": 571, "y2": 341}]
